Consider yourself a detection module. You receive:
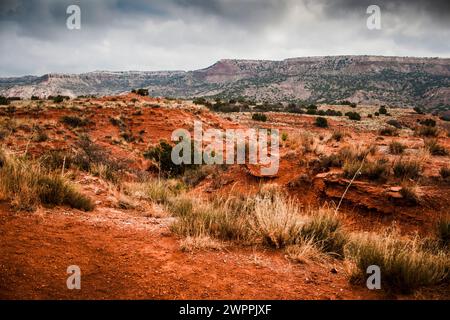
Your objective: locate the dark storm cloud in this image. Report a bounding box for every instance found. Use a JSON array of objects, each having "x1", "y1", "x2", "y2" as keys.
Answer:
[
  {"x1": 0, "y1": 0, "x2": 448, "y2": 76},
  {"x1": 172, "y1": 0, "x2": 291, "y2": 27},
  {"x1": 320, "y1": 0, "x2": 450, "y2": 23}
]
